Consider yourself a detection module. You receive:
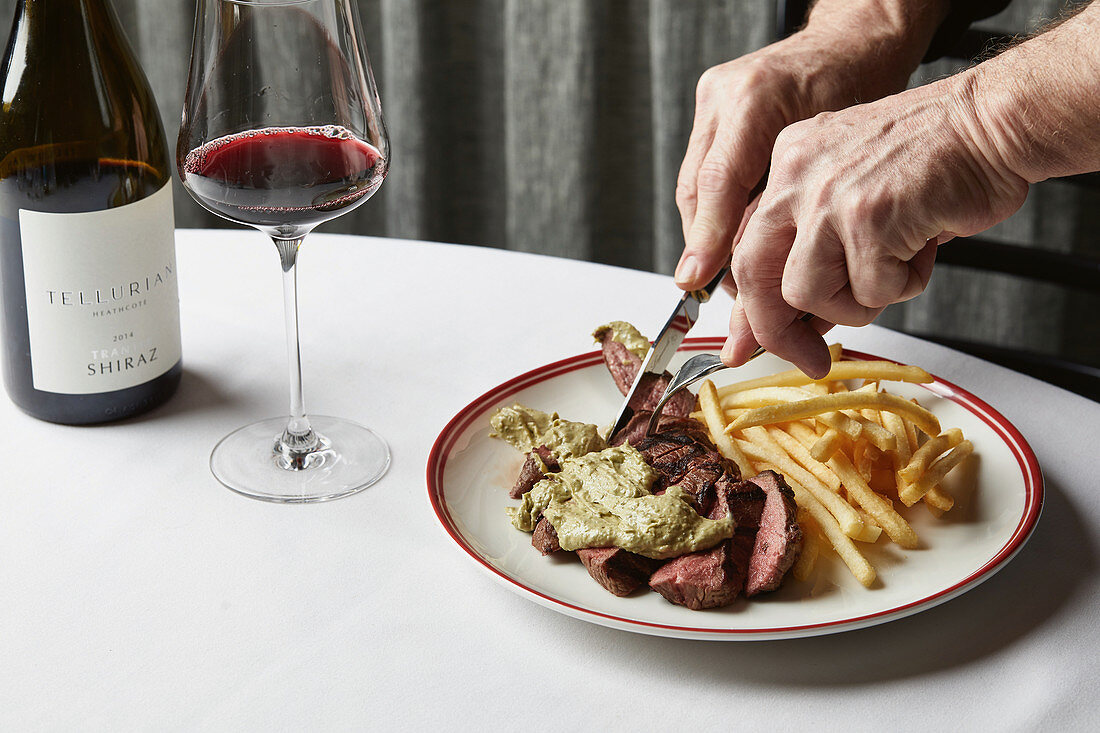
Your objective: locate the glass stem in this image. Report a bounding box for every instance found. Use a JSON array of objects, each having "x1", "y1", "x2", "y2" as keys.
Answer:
[{"x1": 274, "y1": 236, "x2": 318, "y2": 466}]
